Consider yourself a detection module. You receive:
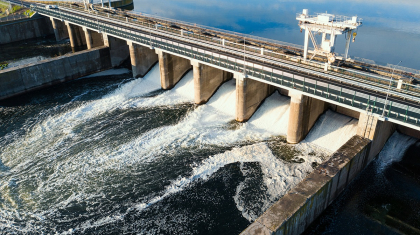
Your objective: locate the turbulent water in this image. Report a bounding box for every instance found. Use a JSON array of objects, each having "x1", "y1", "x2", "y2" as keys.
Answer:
[
  {"x1": 0, "y1": 64, "x2": 358, "y2": 234},
  {"x1": 304, "y1": 132, "x2": 420, "y2": 234},
  {"x1": 0, "y1": 37, "x2": 72, "y2": 69}
]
